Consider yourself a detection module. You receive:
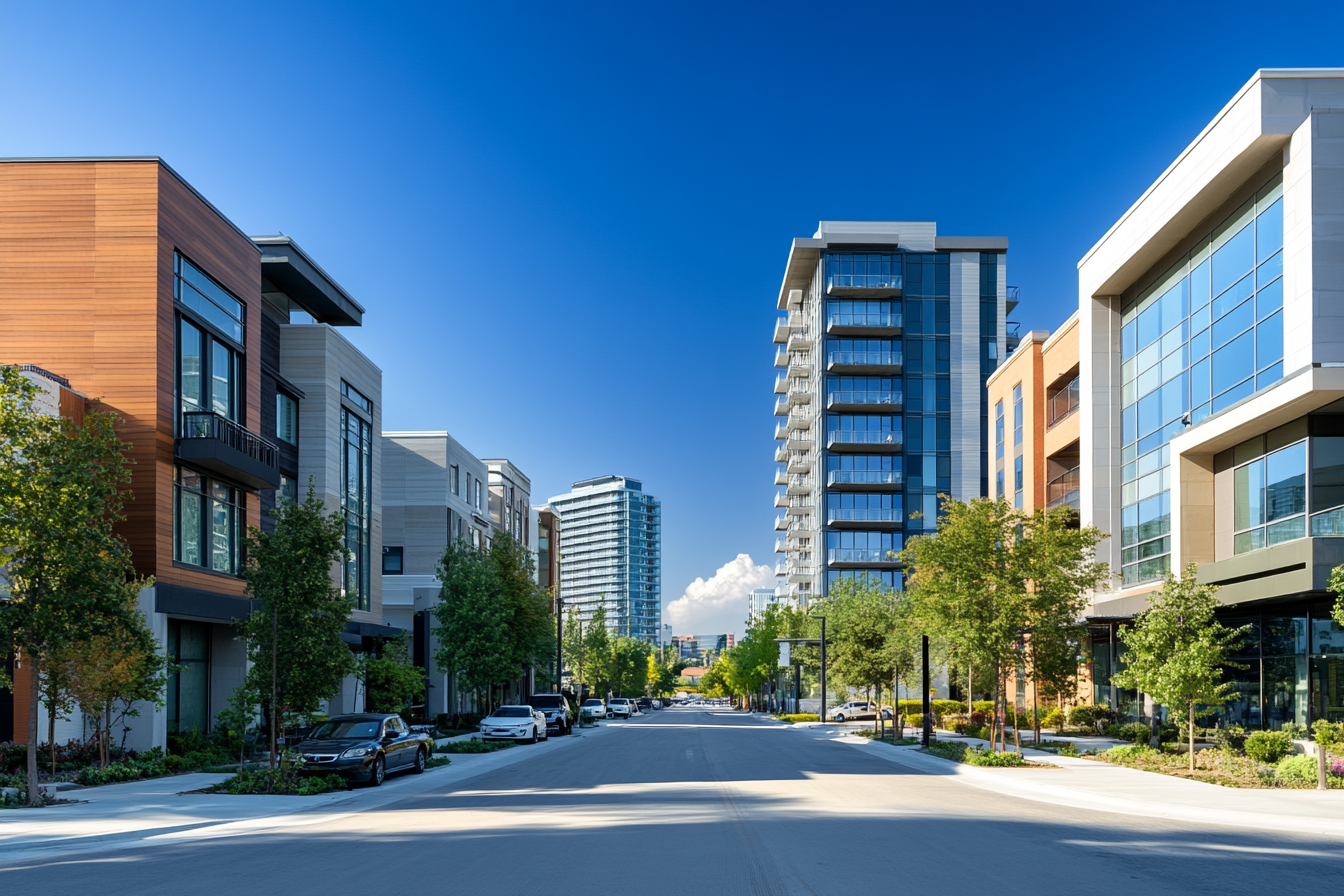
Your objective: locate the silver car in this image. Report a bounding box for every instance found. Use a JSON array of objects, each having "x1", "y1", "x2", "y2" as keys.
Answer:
[
  {"x1": 607, "y1": 698, "x2": 633, "y2": 718},
  {"x1": 832, "y1": 701, "x2": 879, "y2": 722},
  {"x1": 480, "y1": 705, "x2": 549, "y2": 743}
]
